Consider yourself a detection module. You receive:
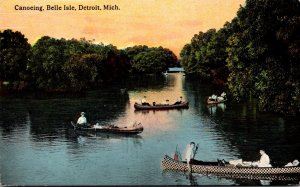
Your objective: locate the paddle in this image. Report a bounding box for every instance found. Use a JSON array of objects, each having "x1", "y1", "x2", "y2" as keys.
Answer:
[
  {"x1": 192, "y1": 143, "x2": 199, "y2": 159},
  {"x1": 71, "y1": 121, "x2": 77, "y2": 130}
]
